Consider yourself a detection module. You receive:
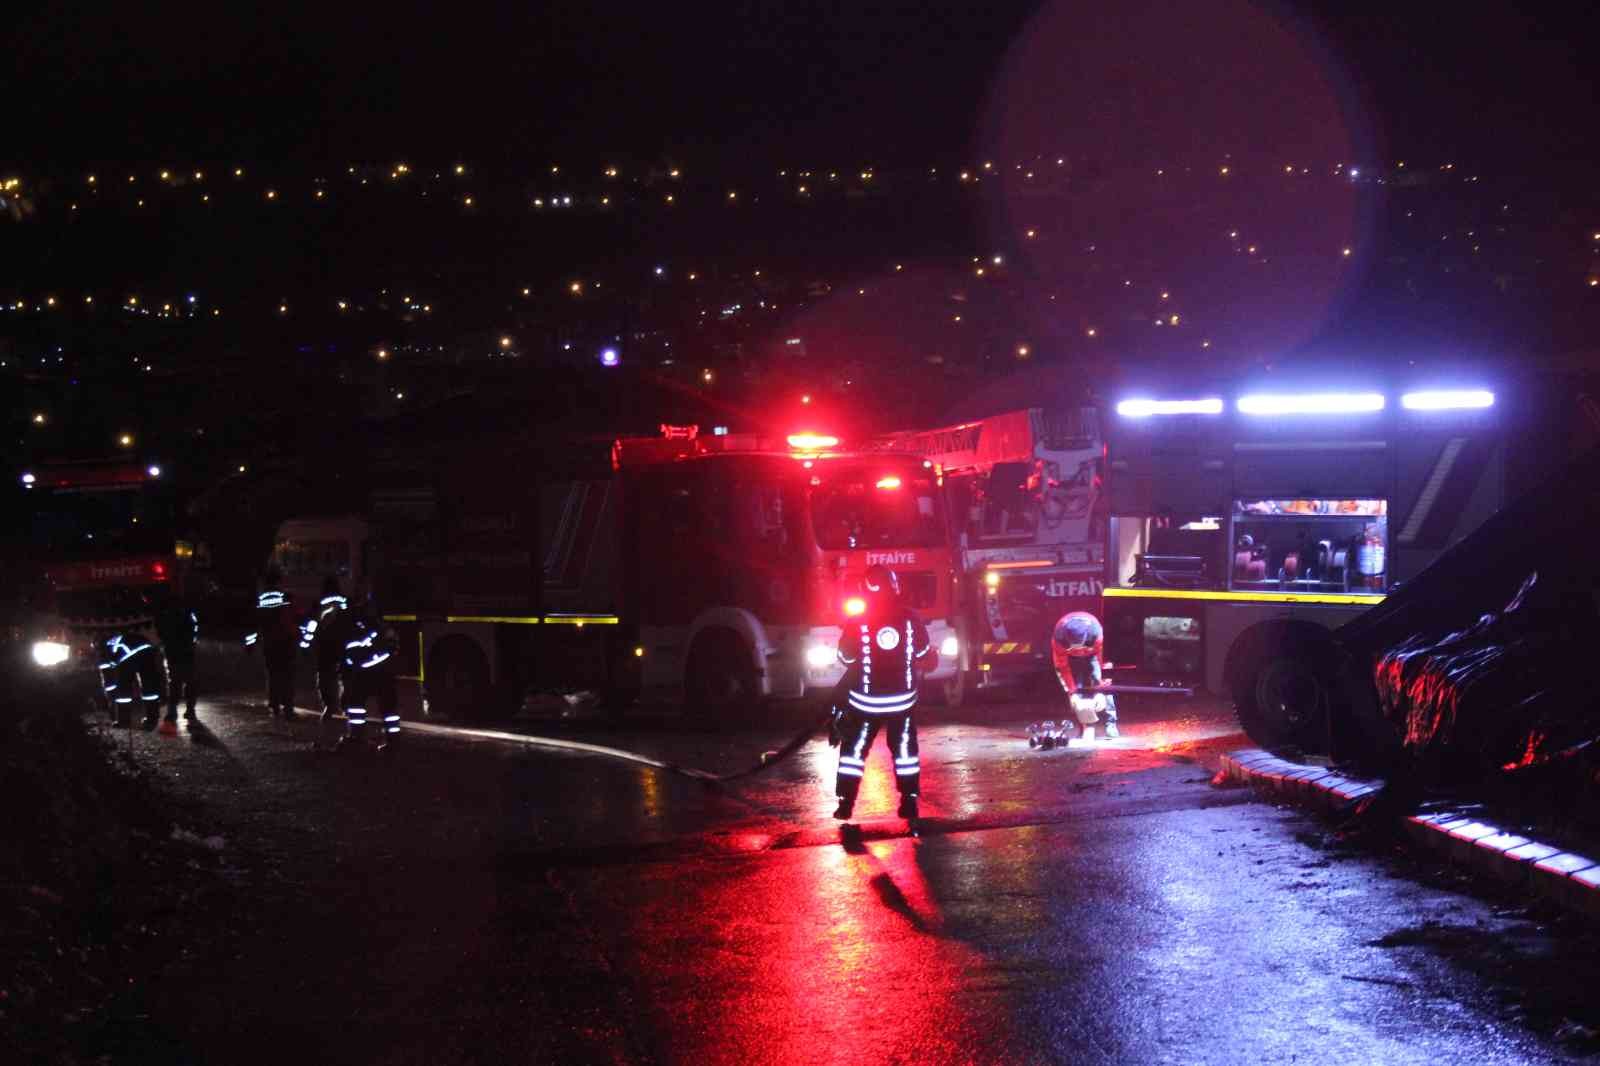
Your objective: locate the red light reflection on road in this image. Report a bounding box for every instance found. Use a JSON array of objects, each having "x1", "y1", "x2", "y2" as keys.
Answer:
[{"x1": 594, "y1": 805, "x2": 1015, "y2": 1063}]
